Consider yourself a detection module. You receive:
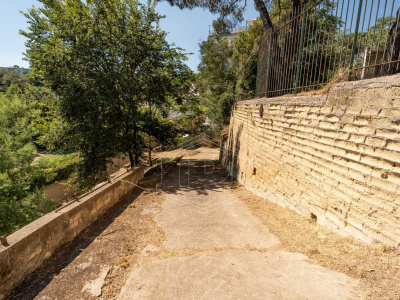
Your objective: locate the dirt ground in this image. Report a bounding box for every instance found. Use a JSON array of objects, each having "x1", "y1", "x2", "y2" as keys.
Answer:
[
  {"x1": 7, "y1": 147, "x2": 400, "y2": 300},
  {"x1": 236, "y1": 184, "x2": 400, "y2": 299}
]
